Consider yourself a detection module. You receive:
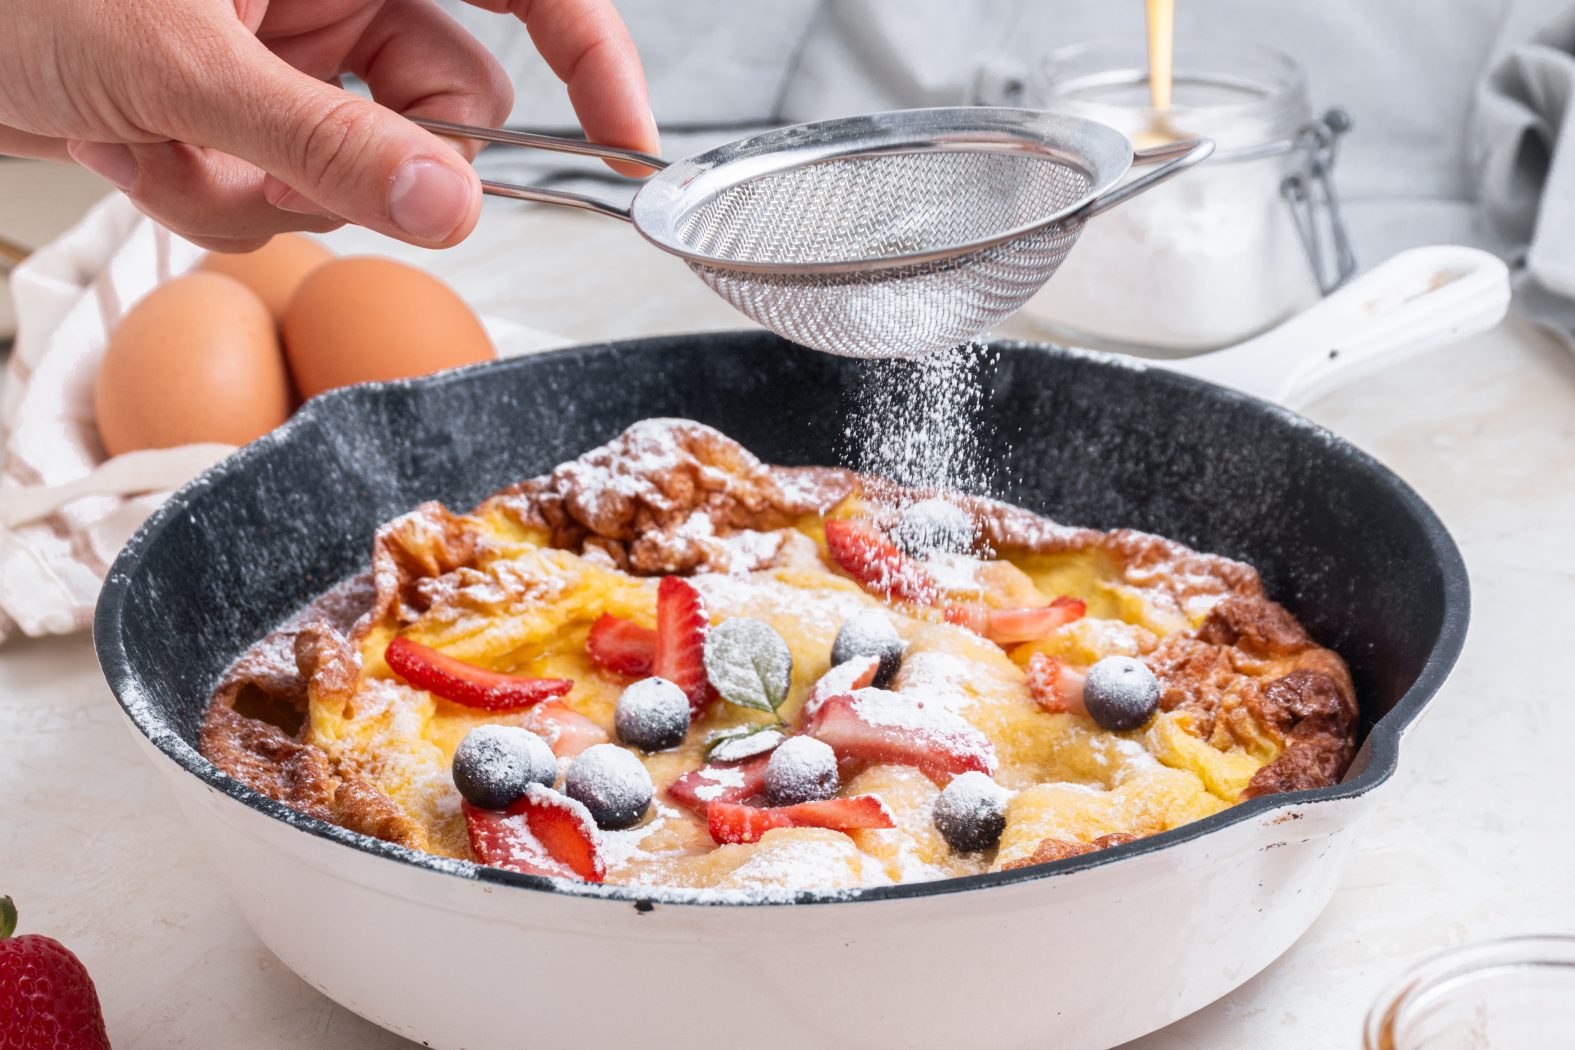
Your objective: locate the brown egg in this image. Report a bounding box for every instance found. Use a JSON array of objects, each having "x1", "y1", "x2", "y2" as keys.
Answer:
[
  {"x1": 197, "y1": 233, "x2": 334, "y2": 324},
  {"x1": 282, "y1": 256, "x2": 495, "y2": 400},
  {"x1": 94, "y1": 273, "x2": 293, "y2": 457}
]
